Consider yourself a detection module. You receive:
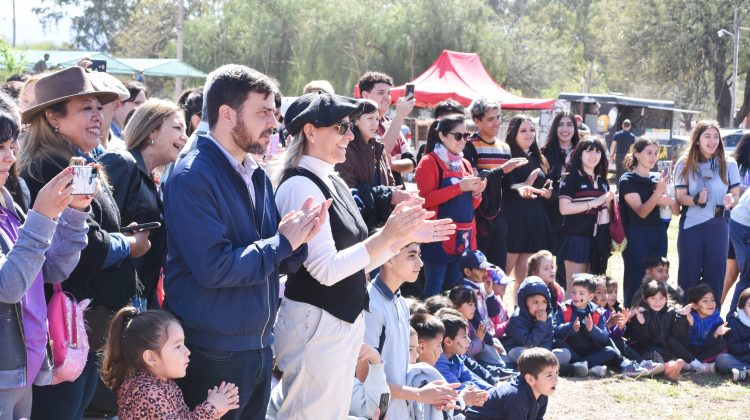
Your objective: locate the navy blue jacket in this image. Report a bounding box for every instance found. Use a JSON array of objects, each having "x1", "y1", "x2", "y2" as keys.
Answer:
[
  {"x1": 163, "y1": 137, "x2": 307, "y2": 351},
  {"x1": 502, "y1": 278, "x2": 555, "y2": 350},
  {"x1": 724, "y1": 312, "x2": 750, "y2": 357},
  {"x1": 465, "y1": 374, "x2": 547, "y2": 420},
  {"x1": 553, "y1": 300, "x2": 609, "y2": 355}
]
